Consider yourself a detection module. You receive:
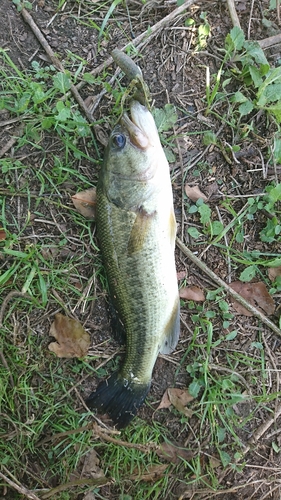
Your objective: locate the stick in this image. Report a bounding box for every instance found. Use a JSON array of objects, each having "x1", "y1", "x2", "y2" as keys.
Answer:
[
  {"x1": 258, "y1": 33, "x2": 281, "y2": 49},
  {"x1": 176, "y1": 237, "x2": 281, "y2": 338},
  {"x1": 20, "y1": 8, "x2": 94, "y2": 123},
  {"x1": 226, "y1": 0, "x2": 241, "y2": 28},
  {"x1": 76, "y1": 0, "x2": 197, "y2": 91},
  {"x1": 0, "y1": 472, "x2": 41, "y2": 500}
]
